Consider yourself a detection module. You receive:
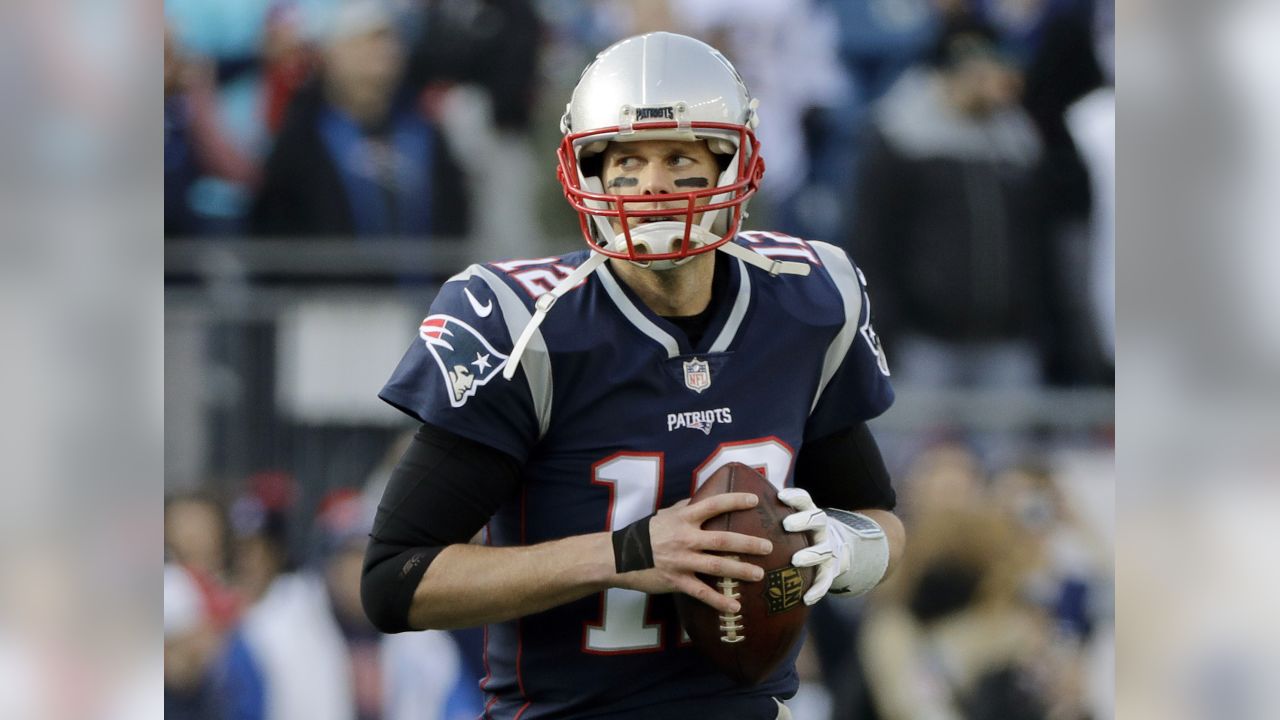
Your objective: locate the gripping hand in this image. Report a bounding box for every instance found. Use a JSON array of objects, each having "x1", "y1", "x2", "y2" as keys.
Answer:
[{"x1": 777, "y1": 488, "x2": 889, "y2": 605}]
